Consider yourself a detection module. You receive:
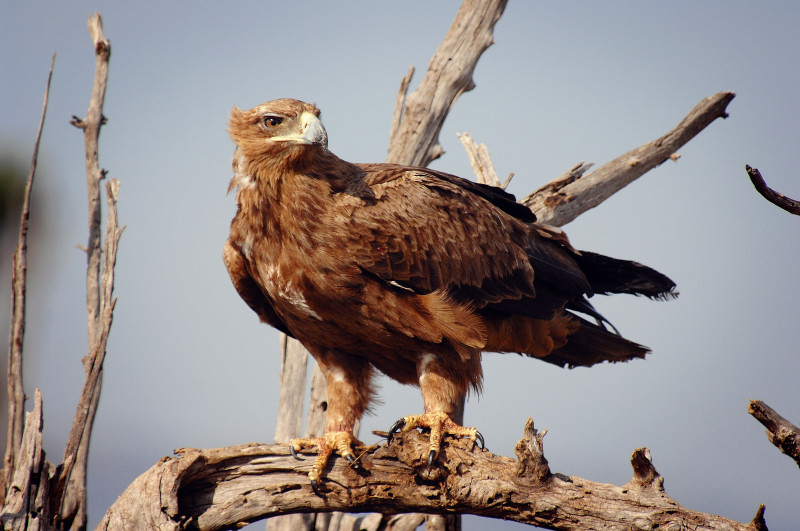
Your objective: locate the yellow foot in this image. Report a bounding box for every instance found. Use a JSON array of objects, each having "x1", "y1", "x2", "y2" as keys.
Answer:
[
  {"x1": 387, "y1": 411, "x2": 485, "y2": 465},
  {"x1": 289, "y1": 431, "x2": 364, "y2": 491}
]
